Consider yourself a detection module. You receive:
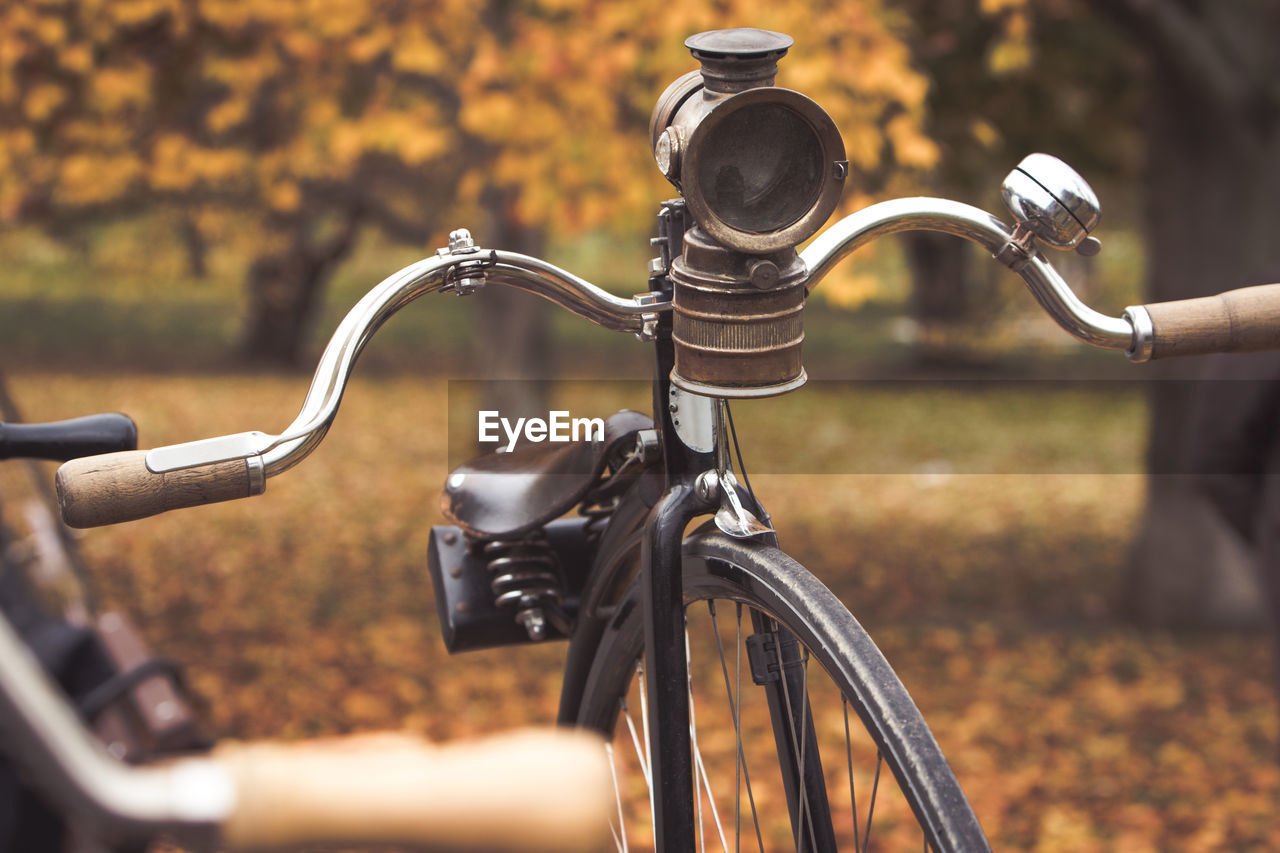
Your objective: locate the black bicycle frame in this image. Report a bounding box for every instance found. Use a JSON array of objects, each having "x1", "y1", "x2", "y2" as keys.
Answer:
[{"x1": 644, "y1": 297, "x2": 714, "y2": 851}]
